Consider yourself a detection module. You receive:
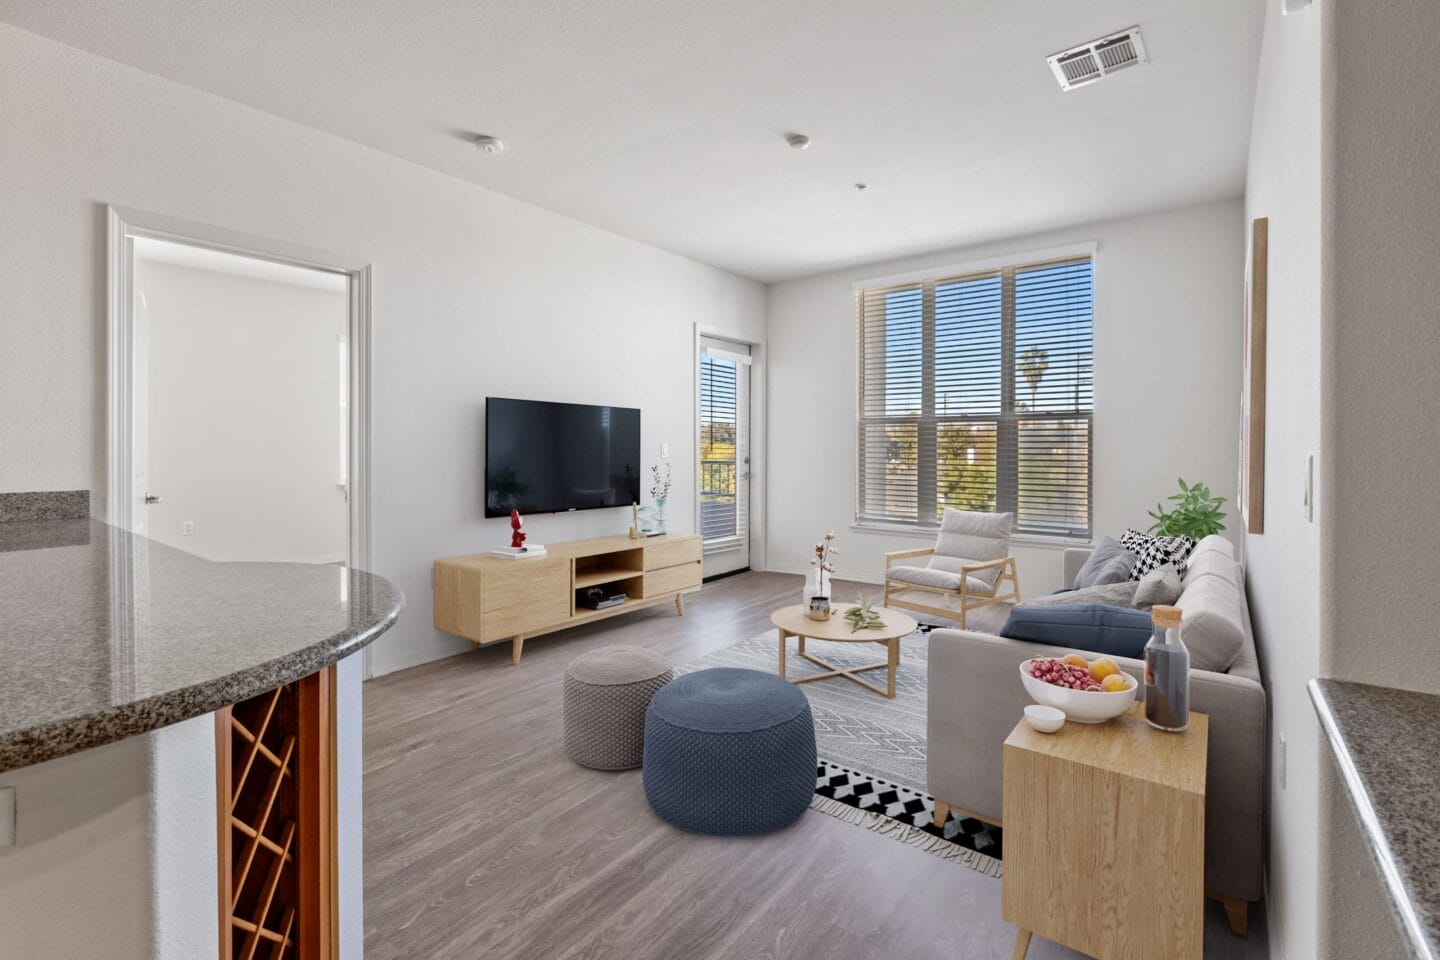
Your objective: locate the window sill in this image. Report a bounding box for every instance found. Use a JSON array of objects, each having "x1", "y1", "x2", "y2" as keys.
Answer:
[{"x1": 848, "y1": 521, "x2": 1090, "y2": 551}]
